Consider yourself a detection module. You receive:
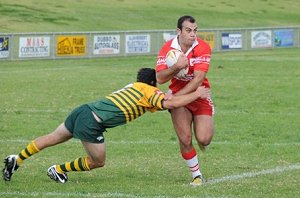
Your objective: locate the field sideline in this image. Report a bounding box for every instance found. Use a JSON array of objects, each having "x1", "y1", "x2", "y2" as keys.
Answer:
[{"x1": 1, "y1": 48, "x2": 299, "y2": 197}]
